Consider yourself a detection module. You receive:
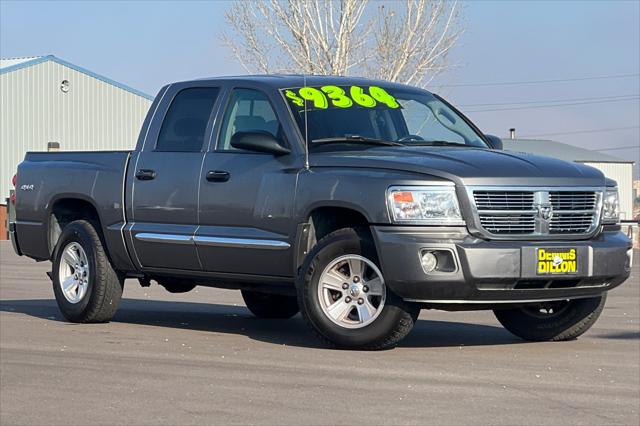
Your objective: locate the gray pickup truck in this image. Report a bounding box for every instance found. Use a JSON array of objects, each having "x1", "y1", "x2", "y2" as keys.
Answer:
[{"x1": 9, "y1": 76, "x2": 632, "y2": 349}]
